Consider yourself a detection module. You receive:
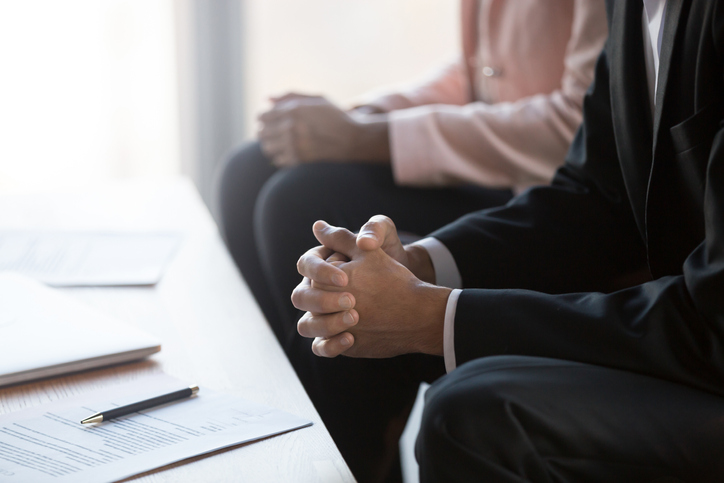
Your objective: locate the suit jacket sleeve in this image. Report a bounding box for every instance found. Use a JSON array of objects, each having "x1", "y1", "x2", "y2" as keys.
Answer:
[{"x1": 429, "y1": 33, "x2": 724, "y2": 395}]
